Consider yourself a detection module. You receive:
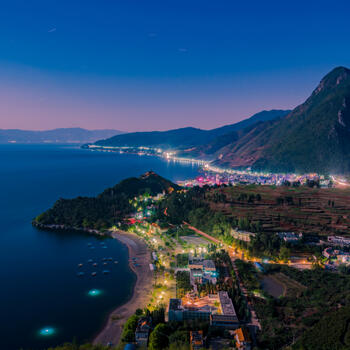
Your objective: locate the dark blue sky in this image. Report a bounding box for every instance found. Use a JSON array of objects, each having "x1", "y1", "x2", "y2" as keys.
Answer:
[{"x1": 1, "y1": 0, "x2": 349, "y2": 131}]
